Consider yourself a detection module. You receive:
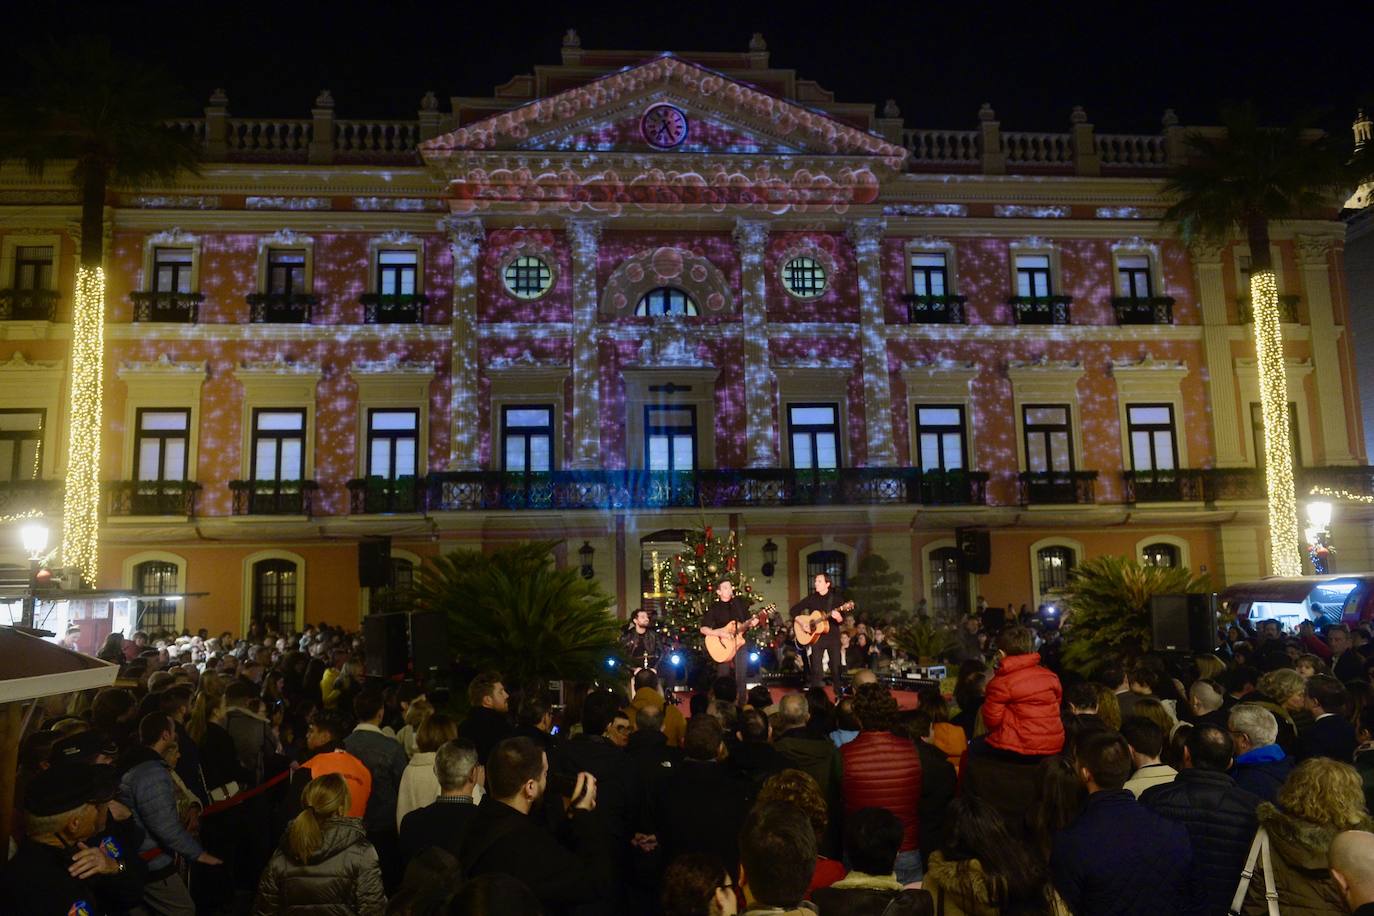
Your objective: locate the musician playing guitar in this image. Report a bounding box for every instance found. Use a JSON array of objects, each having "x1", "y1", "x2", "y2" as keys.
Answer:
[
  {"x1": 700, "y1": 577, "x2": 756, "y2": 703},
  {"x1": 789, "y1": 572, "x2": 846, "y2": 689},
  {"x1": 621, "y1": 608, "x2": 676, "y2": 694}
]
